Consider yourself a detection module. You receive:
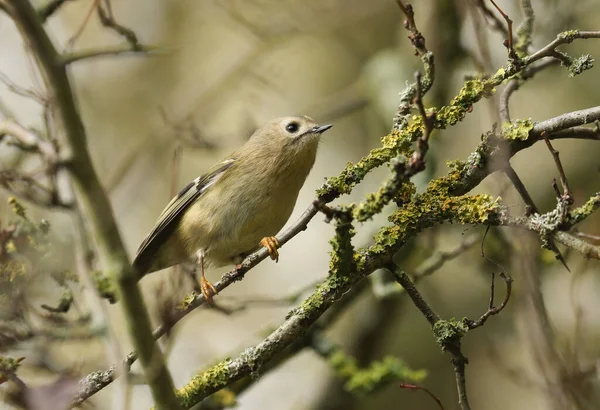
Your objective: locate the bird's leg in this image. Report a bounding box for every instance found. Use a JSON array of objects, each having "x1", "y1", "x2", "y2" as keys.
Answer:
[
  {"x1": 196, "y1": 249, "x2": 217, "y2": 304},
  {"x1": 259, "y1": 236, "x2": 280, "y2": 262}
]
